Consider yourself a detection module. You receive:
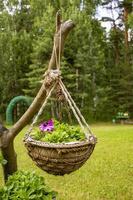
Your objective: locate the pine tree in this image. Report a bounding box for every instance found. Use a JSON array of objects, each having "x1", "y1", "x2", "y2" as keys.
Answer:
[
  {"x1": 100, "y1": 0, "x2": 133, "y2": 119},
  {"x1": 0, "y1": 0, "x2": 33, "y2": 117}
]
